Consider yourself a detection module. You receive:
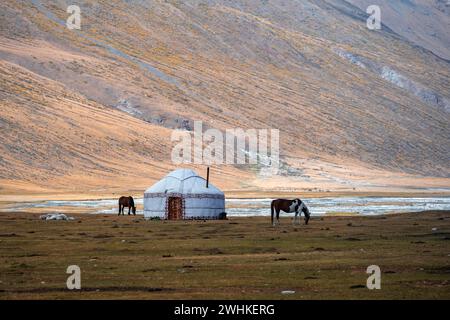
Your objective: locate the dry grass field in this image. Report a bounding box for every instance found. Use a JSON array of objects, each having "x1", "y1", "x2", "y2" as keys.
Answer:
[{"x1": 0, "y1": 210, "x2": 449, "y2": 300}]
